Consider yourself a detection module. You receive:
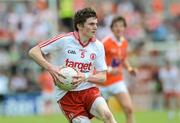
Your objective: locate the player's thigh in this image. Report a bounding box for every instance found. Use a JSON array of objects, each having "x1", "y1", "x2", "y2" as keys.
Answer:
[
  {"x1": 90, "y1": 96, "x2": 111, "y2": 119},
  {"x1": 109, "y1": 81, "x2": 132, "y2": 108},
  {"x1": 114, "y1": 92, "x2": 133, "y2": 110}
]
